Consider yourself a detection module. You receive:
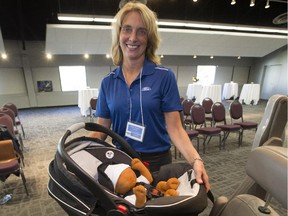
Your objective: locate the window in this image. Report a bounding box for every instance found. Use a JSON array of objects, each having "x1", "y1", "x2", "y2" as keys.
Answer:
[
  {"x1": 59, "y1": 66, "x2": 87, "y2": 91},
  {"x1": 196, "y1": 65, "x2": 216, "y2": 85}
]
